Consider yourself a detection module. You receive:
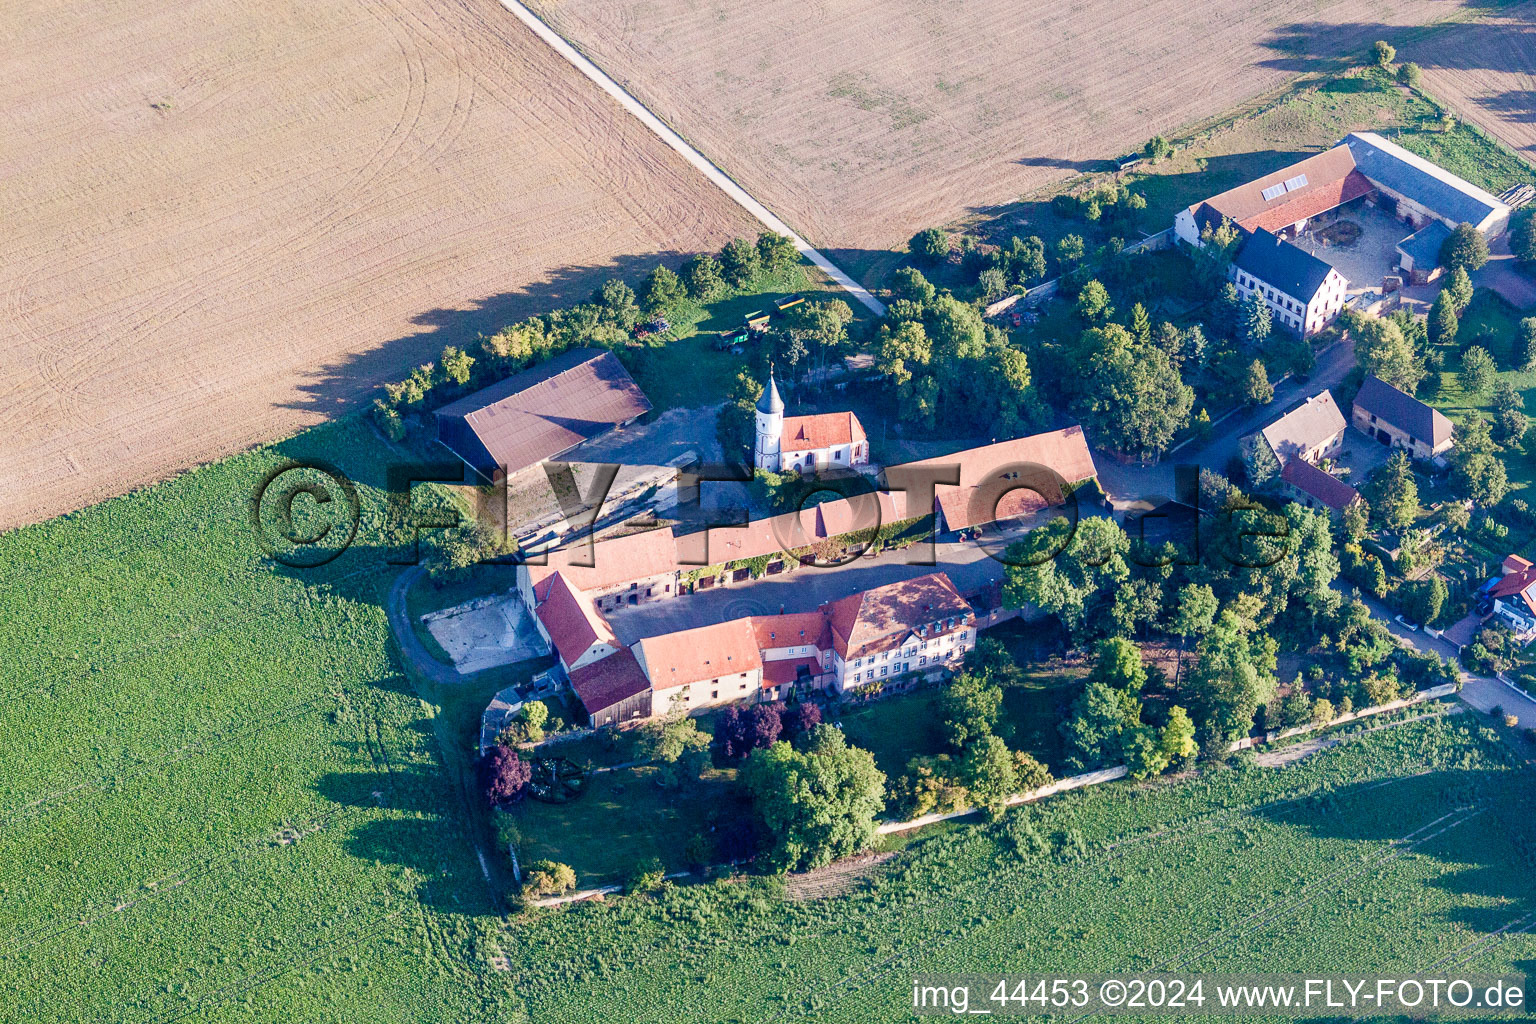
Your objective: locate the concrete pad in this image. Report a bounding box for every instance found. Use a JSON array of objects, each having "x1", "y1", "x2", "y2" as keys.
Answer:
[{"x1": 423, "y1": 593, "x2": 550, "y2": 675}]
